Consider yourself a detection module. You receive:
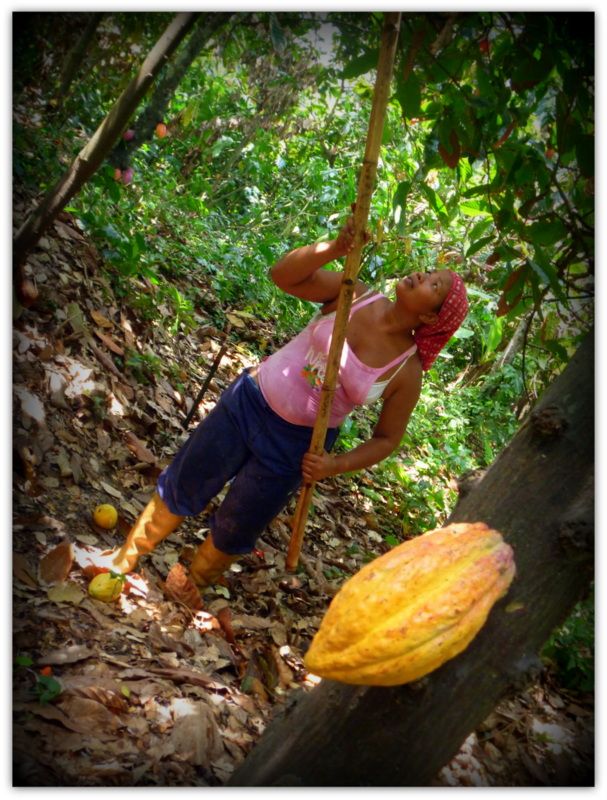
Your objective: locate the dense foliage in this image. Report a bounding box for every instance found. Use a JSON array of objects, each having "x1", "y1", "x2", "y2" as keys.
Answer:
[{"x1": 13, "y1": 10, "x2": 594, "y2": 690}]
